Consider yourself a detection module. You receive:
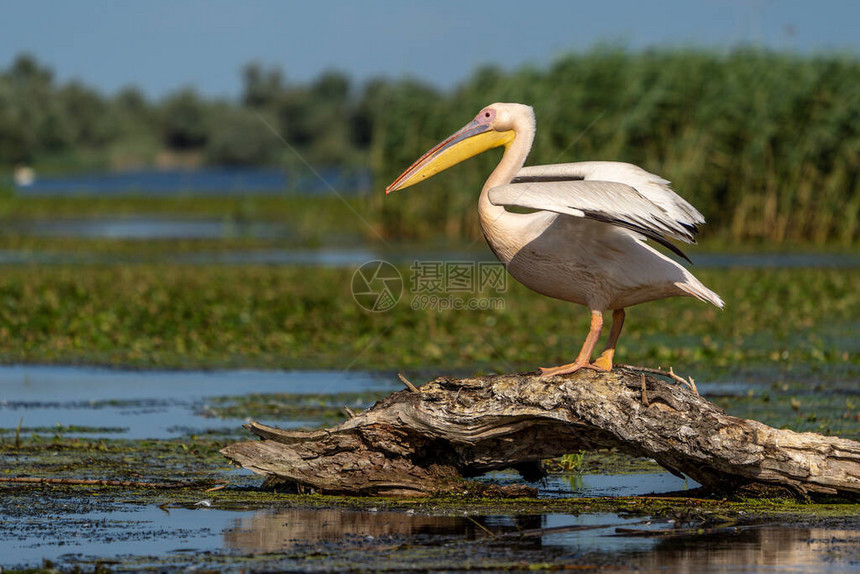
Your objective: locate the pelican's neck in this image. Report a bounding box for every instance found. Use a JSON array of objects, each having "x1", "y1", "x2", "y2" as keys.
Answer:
[{"x1": 479, "y1": 118, "x2": 535, "y2": 224}]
